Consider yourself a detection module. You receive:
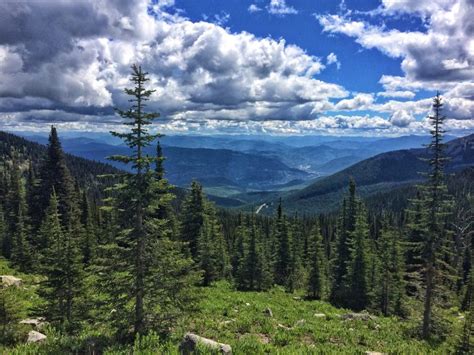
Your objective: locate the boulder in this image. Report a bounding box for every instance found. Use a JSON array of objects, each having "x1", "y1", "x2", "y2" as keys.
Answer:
[
  {"x1": 314, "y1": 313, "x2": 326, "y2": 318},
  {"x1": 1, "y1": 275, "x2": 22, "y2": 287},
  {"x1": 263, "y1": 307, "x2": 273, "y2": 317},
  {"x1": 366, "y1": 352, "x2": 384, "y2": 355},
  {"x1": 27, "y1": 330, "x2": 47, "y2": 343},
  {"x1": 180, "y1": 333, "x2": 232, "y2": 354}
]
